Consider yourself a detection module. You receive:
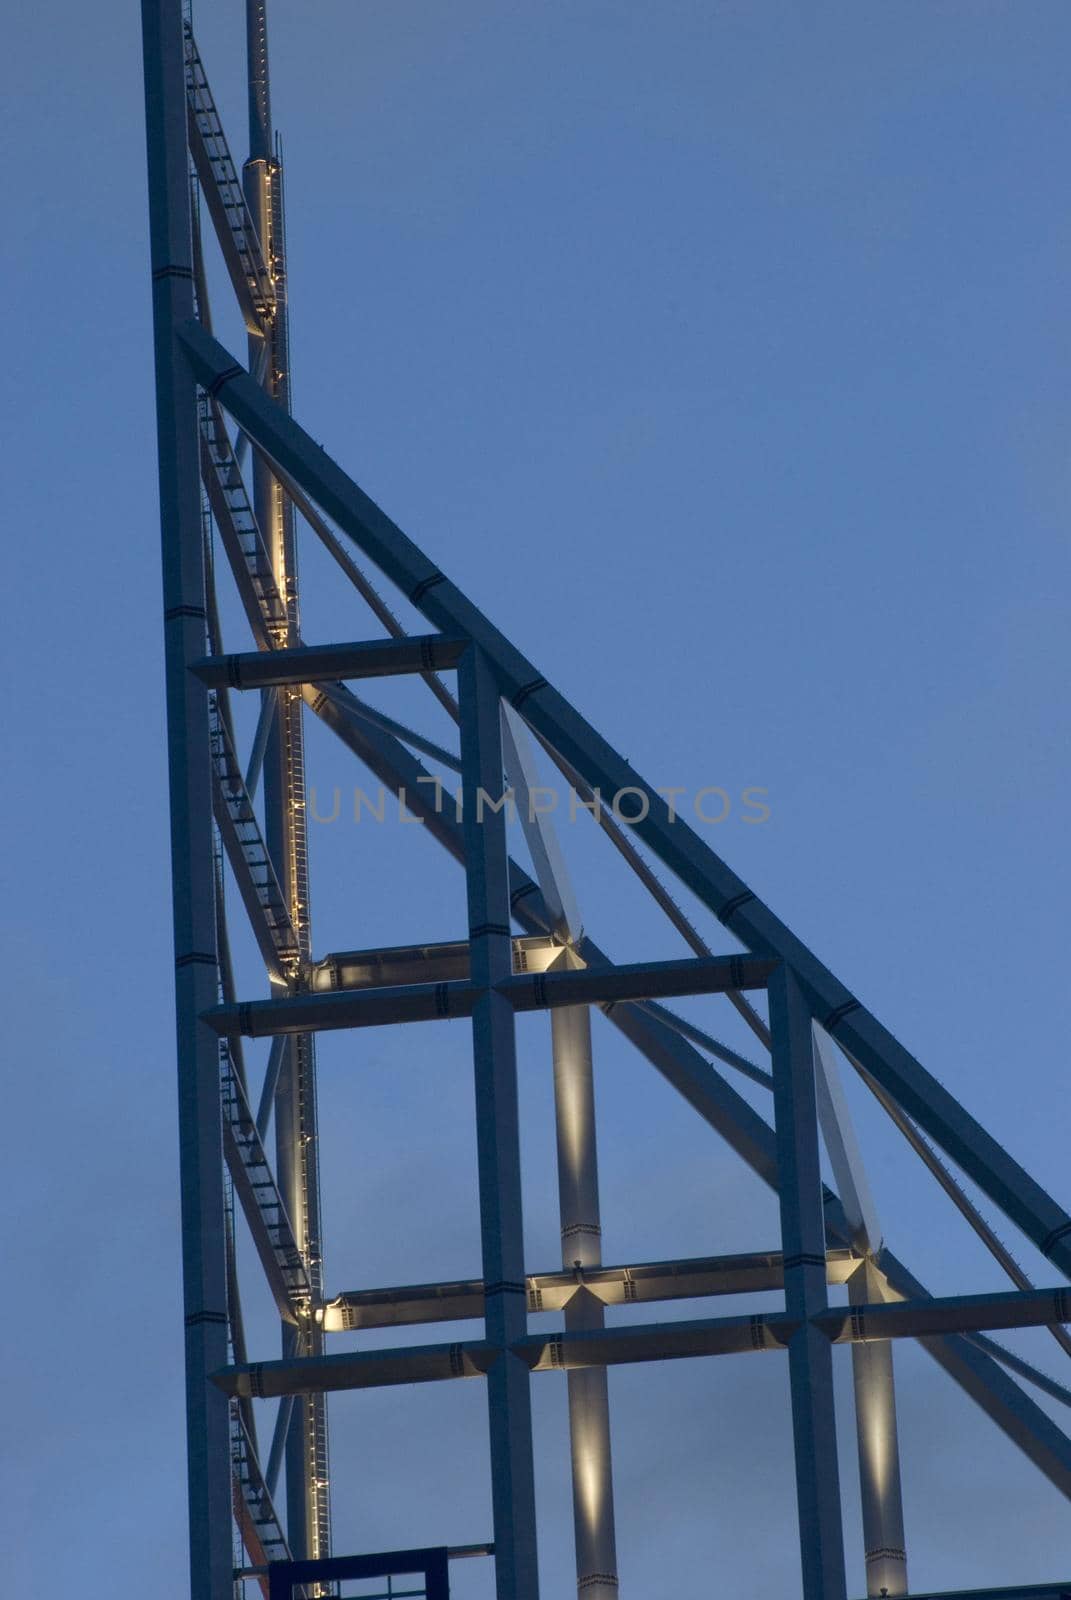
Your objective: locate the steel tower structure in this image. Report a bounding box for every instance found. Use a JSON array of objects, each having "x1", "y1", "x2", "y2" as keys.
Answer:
[{"x1": 142, "y1": 3, "x2": 1071, "y2": 1596}]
